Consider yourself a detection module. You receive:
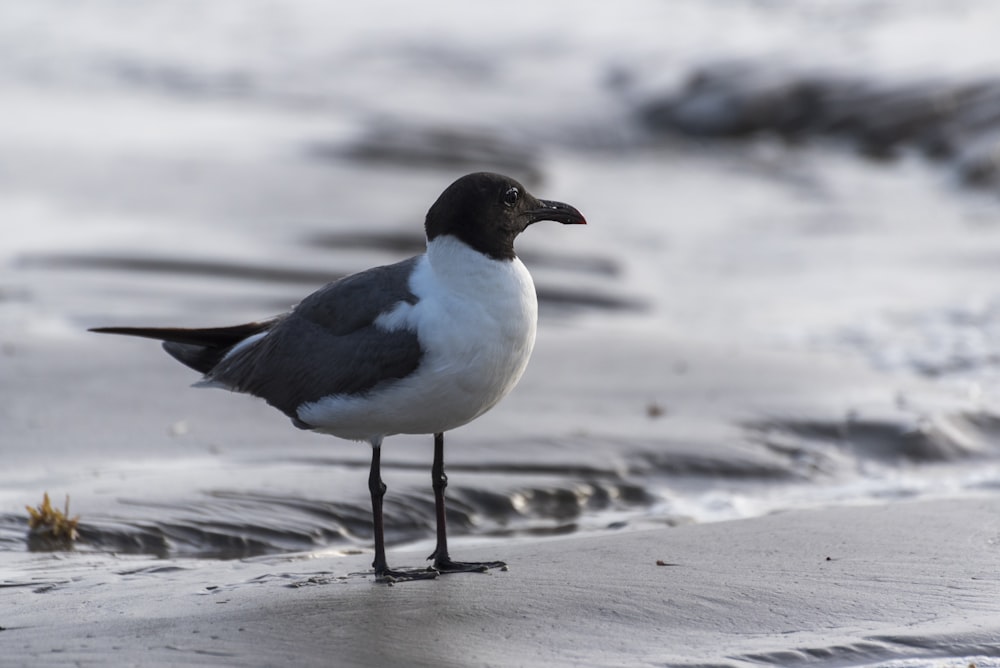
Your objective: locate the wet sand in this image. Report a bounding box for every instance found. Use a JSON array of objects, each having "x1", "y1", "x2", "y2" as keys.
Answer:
[{"x1": 5, "y1": 498, "x2": 999, "y2": 667}]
